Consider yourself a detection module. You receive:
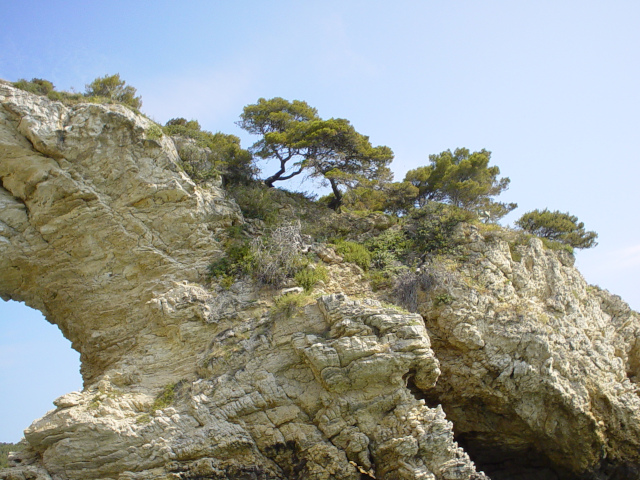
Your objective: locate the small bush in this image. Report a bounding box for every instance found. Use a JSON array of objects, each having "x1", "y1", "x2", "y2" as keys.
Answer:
[
  {"x1": 228, "y1": 184, "x2": 281, "y2": 224},
  {"x1": 333, "y1": 240, "x2": 371, "y2": 271},
  {"x1": 151, "y1": 383, "x2": 176, "y2": 411},
  {"x1": 165, "y1": 119, "x2": 255, "y2": 186},
  {"x1": 541, "y1": 238, "x2": 574, "y2": 255},
  {"x1": 13, "y1": 78, "x2": 55, "y2": 95},
  {"x1": 271, "y1": 292, "x2": 309, "y2": 317},
  {"x1": 367, "y1": 269, "x2": 395, "y2": 291},
  {"x1": 208, "y1": 240, "x2": 253, "y2": 281},
  {"x1": 434, "y1": 293, "x2": 454, "y2": 306},
  {"x1": 252, "y1": 223, "x2": 306, "y2": 286},
  {"x1": 84, "y1": 73, "x2": 142, "y2": 109},
  {"x1": 365, "y1": 228, "x2": 411, "y2": 268},
  {"x1": 406, "y1": 203, "x2": 475, "y2": 255},
  {"x1": 145, "y1": 124, "x2": 163, "y2": 141},
  {"x1": 295, "y1": 265, "x2": 328, "y2": 292}
]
